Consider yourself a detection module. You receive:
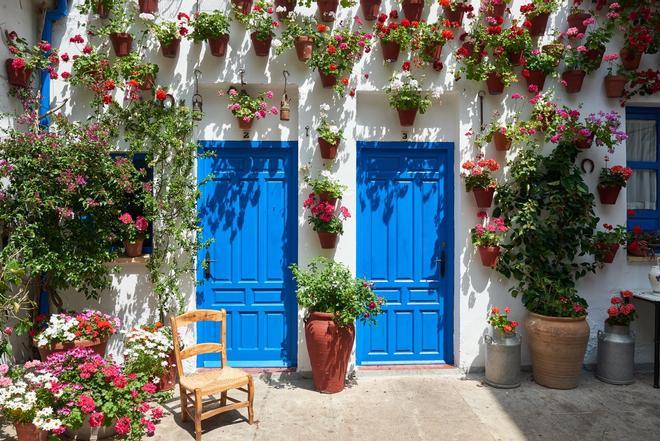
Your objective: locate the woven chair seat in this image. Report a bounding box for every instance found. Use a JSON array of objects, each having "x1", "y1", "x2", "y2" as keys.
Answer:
[{"x1": 180, "y1": 367, "x2": 251, "y2": 393}]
